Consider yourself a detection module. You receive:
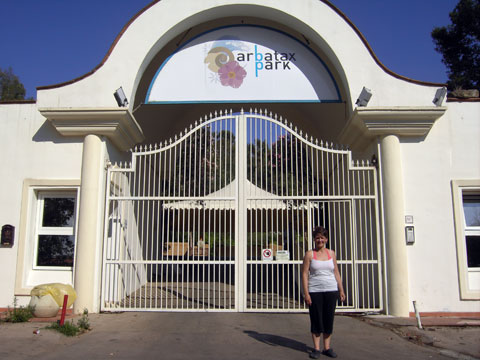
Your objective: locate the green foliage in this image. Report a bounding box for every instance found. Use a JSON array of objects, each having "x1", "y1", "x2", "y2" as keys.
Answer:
[
  {"x1": 77, "y1": 309, "x2": 91, "y2": 330},
  {"x1": 0, "y1": 67, "x2": 26, "y2": 100},
  {"x1": 46, "y1": 308, "x2": 90, "y2": 336},
  {"x1": 247, "y1": 231, "x2": 282, "y2": 245},
  {"x1": 247, "y1": 134, "x2": 317, "y2": 196},
  {"x1": 47, "y1": 321, "x2": 80, "y2": 336},
  {"x1": 2, "y1": 297, "x2": 35, "y2": 323},
  {"x1": 431, "y1": 0, "x2": 480, "y2": 90},
  {"x1": 172, "y1": 127, "x2": 236, "y2": 197}
]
